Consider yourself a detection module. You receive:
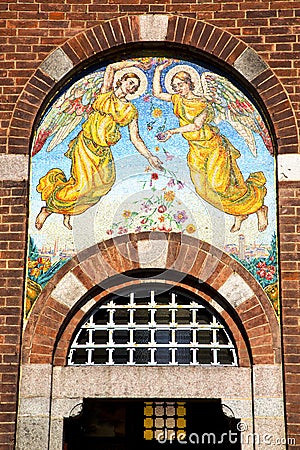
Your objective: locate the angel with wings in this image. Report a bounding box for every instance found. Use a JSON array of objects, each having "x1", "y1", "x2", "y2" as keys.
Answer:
[
  {"x1": 34, "y1": 60, "x2": 163, "y2": 230},
  {"x1": 153, "y1": 61, "x2": 271, "y2": 232}
]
